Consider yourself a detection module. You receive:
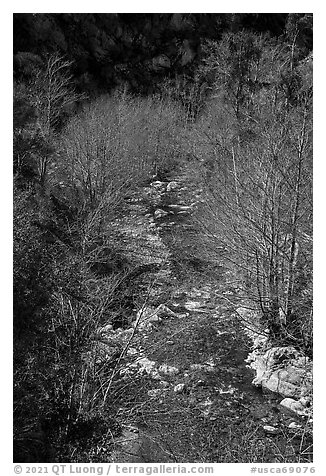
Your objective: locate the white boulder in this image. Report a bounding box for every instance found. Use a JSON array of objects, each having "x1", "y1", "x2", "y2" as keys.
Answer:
[
  {"x1": 280, "y1": 397, "x2": 310, "y2": 417},
  {"x1": 174, "y1": 383, "x2": 186, "y2": 393},
  {"x1": 248, "y1": 346, "x2": 312, "y2": 399}
]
